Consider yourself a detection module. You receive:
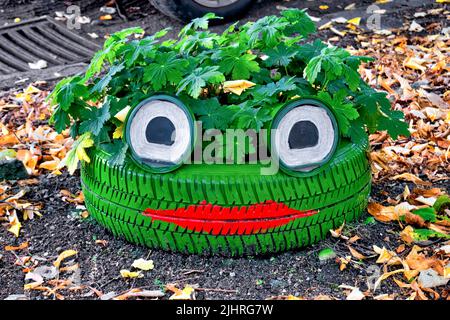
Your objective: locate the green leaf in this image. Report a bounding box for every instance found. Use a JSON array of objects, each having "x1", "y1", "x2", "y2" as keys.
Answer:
[
  {"x1": 90, "y1": 63, "x2": 125, "y2": 93},
  {"x1": 179, "y1": 13, "x2": 222, "y2": 37},
  {"x1": 49, "y1": 105, "x2": 70, "y2": 133},
  {"x1": 234, "y1": 104, "x2": 272, "y2": 131},
  {"x1": 79, "y1": 99, "x2": 111, "y2": 136},
  {"x1": 318, "y1": 248, "x2": 336, "y2": 261},
  {"x1": 190, "y1": 97, "x2": 234, "y2": 130},
  {"x1": 177, "y1": 66, "x2": 225, "y2": 98},
  {"x1": 122, "y1": 29, "x2": 168, "y2": 66},
  {"x1": 178, "y1": 31, "x2": 219, "y2": 53},
  {"x1": 256, "y1": 76, "x2": 298, "y2": 97},
  {"x1": 53, "y1": 76, "x2": 88, "y2": 111},
  {"x1": 433, "y1": 195, "x2": 450, "y2": 215},
  {"x1": 143, "y1": 52, "x2": 188, "y2": 90},
  {"x1": 245, "y1": 15, "x2": 288, "y2": 47},
  {"x1": 99, "y1": 140, "x2": 128, "y2": 166},
  {"x1": 354, "y1": 86, "x2": 409, "y2": 139},
  {"x1": 411, "y1": 207, "x2": 437, "y2": 222},
  {"x1": 318, "y1": 90, "x2": 359, "y2": 136},
  {"x1": 280, "y1": 8, "x2": 316, "y2": 38},
  {"x1": 296, "y1": 39, "x2": 327, "y2": 62},
  {"x1": 303, "y1": 46, "x2": 350, "y2": 85},
  {"x1": 411, "y1": 228, "x2": 450, "y2": 242},
  {"x1": 60, "y1": 132, "x2": 94, "y2": 174},
  {"x1": 263, "y1": 43, "x2": 298, "y2": 67},
  {"x1": 218, "y1": 47, "x2": 260, "y2": 80},
  {"x1": 84, "y1": 27, "x2": 144, "y2": 80}
]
